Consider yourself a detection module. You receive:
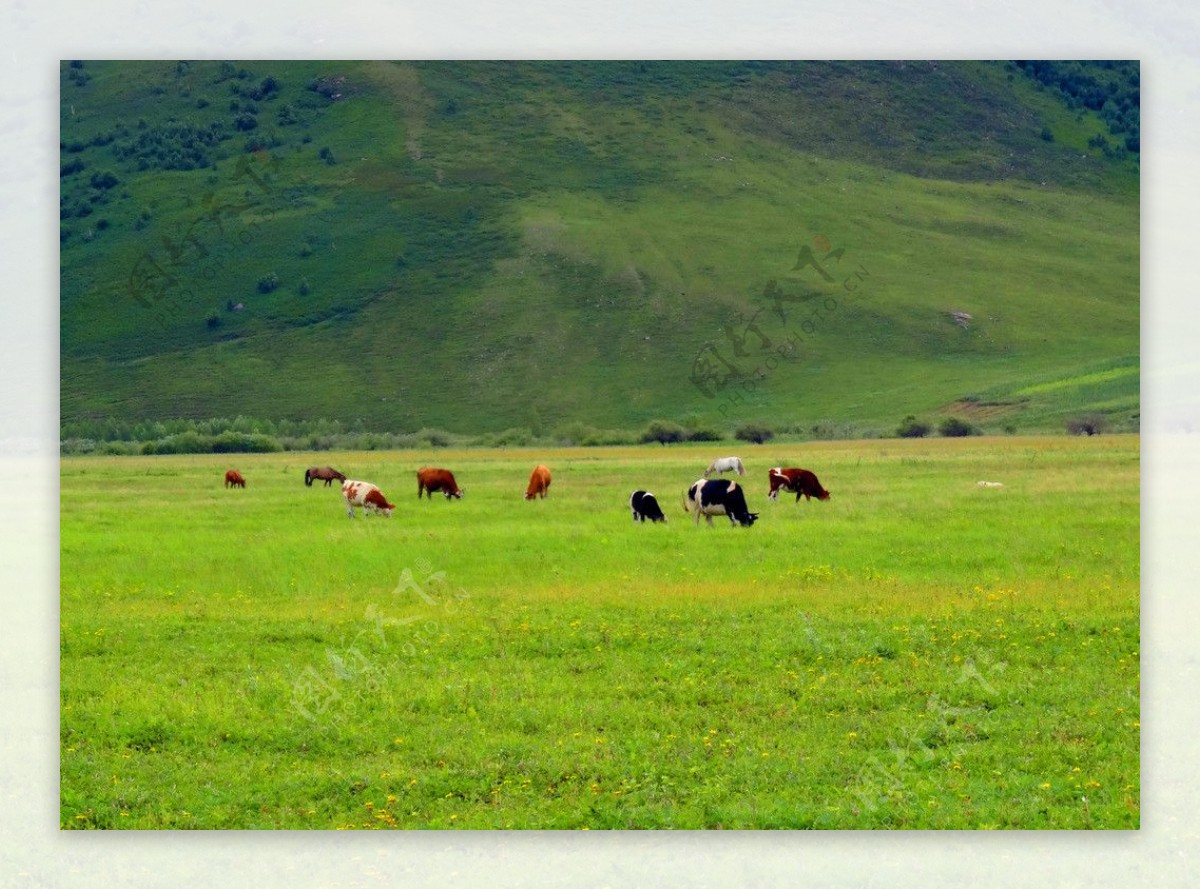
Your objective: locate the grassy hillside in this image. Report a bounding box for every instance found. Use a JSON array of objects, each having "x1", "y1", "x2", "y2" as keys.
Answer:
[{"x1": 60, "y1": 61, "x2": 1139, "y2": 437}]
